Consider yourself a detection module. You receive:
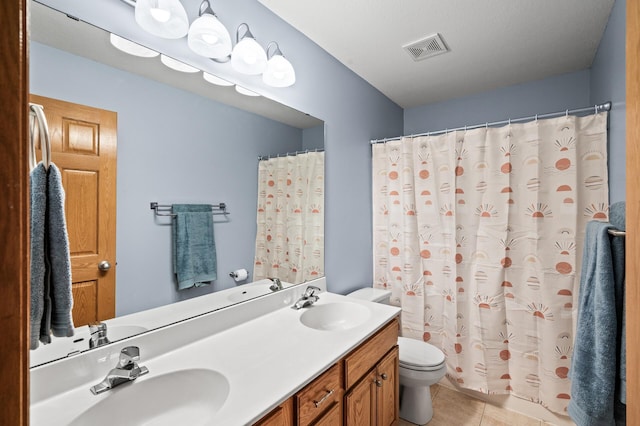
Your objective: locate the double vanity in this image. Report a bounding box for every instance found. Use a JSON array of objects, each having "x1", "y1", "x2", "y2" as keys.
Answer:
[{"x1": 30, "y1": 278, "x2": 401, "y2": 425}]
